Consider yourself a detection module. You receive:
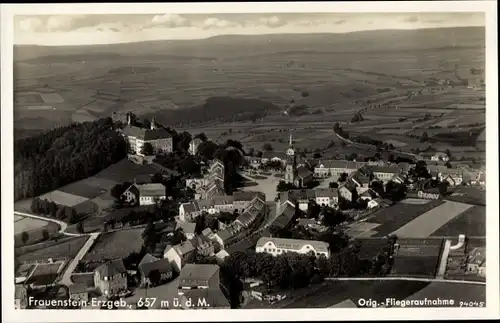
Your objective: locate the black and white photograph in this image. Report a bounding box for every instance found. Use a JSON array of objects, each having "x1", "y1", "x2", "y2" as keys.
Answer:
[{"x1": 1, "y1": 1, "x2": 498, "y2": 322}]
